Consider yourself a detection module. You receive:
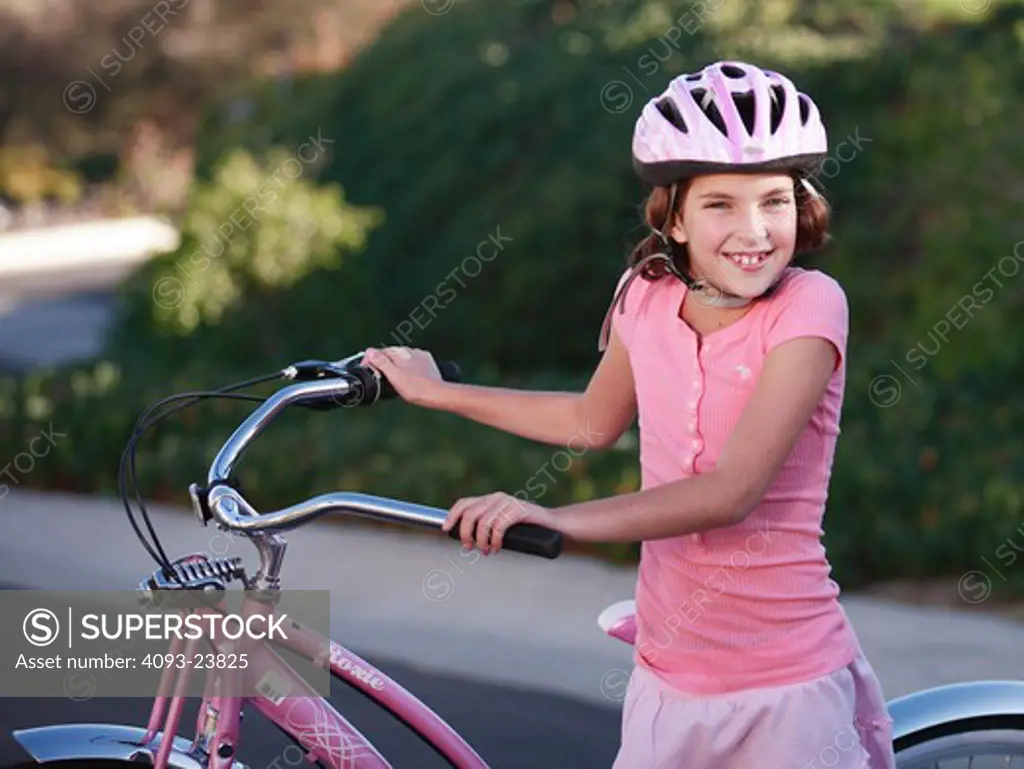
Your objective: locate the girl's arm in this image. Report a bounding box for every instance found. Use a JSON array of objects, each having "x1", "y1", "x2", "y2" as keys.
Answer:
[
  {"x1": 420, "y1": 325, "x2": 637, "y2": 449},
  {"x1": 554, "y1": 335, "x2": 839, "y2": 542},
  {"x1": 364, "y1": 325, "x2": 637, "y2": 449}
]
